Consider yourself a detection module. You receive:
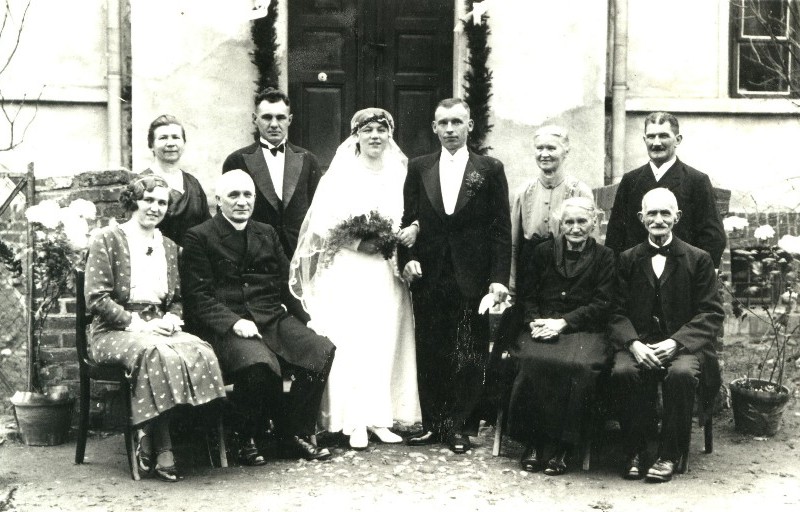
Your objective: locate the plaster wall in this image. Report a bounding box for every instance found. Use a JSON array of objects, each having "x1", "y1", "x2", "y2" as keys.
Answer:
[
  {"x1": 485, "y1": 0, "x2": 608, "y2": 193},
  {"x1": 130, "y1": 0, "x2": 258, "y2": 196}
]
